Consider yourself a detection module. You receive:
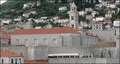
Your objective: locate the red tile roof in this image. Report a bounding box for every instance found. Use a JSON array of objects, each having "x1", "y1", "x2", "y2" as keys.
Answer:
[
  {"x1": 93, "y1": 21, "x2": 102, "y2": 24},
  {"x1": 114, "y1": 18, "x2": 120, "y2": 21},
  {"x1": 86, "y1": 32, "x2": 97, "y2": 37},
  {"x1": 12, "y1": 26, "x2": 79, "y2": 35},
  {"x1": 105, "y1": 13, "x2": 112, "y2": 15},
  {"x1": 2, "y1": 33, "x2": 11, "y2": 39},
  {"x1": 24, "y1": 60, "x2": 48, "y2": 63},
  {"x1": 103, "y1": 20, "x2": 111, "y2": 22},
  {"x1": 79, "y1": 10, "x2": 85, "y2": 12},
  {"x1": 1, "y1": 50, "x2": 23, "y2": 57}
]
